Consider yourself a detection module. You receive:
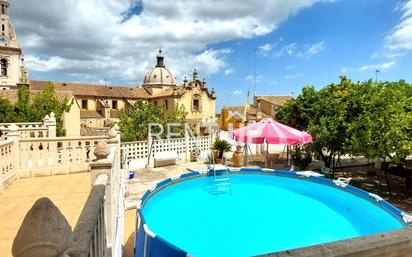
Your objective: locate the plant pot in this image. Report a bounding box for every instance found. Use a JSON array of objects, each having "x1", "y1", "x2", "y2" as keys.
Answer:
[
  {"x1": 231, "y1": 145, "x2": 244, "y2": 167},
  {"x1": 216, "y1": 158, "x2": 224, "y2": 164},
  {"x1": 212, "y1": 150, "x2": 219, "y2": 163}
]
